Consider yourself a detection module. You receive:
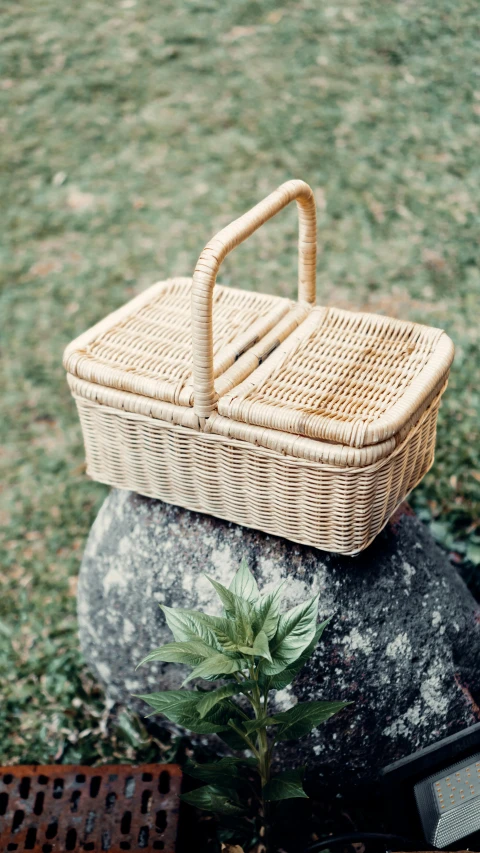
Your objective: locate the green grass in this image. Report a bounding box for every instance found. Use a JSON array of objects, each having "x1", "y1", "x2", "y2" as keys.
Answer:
[{"x1": 1, "y1": 0, "x2": 479, "y2": 765}]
